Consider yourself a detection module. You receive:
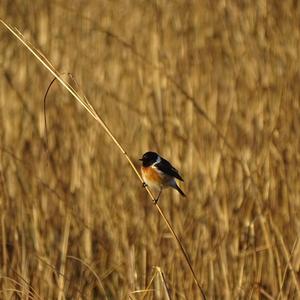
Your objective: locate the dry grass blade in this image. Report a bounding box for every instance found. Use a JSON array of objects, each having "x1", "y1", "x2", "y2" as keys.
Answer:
[
  {"x1": 0, "y1": 289, "x2": 37, "y2": 300},
  {"x1": 57, "y1": 213, "x2": 71, "y2": 300},
  {"x1": 155, "y1": 267, "x2": 172, "y2": 300},
  {"x1": 140, "y1": 268, "x2": 158, "y2": 300},
  {"x1": 0, "y1": 19, "x2": 206, "y2": 299},
  {"x1": 0, "y1": 276, "x2": 42, "y2": 300},
  {"x1": 277, "y1": 239, "x2": 298, "y2": 299},
  {"x1": 67, "y1": 255, "x2": 109, "y2": 300},
  {"x1": 271, "y1": 219, "x2": 300, "y2": 299},
  {"x1": 130, "y1": 289, "x2": 155, "y2": 295}
]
